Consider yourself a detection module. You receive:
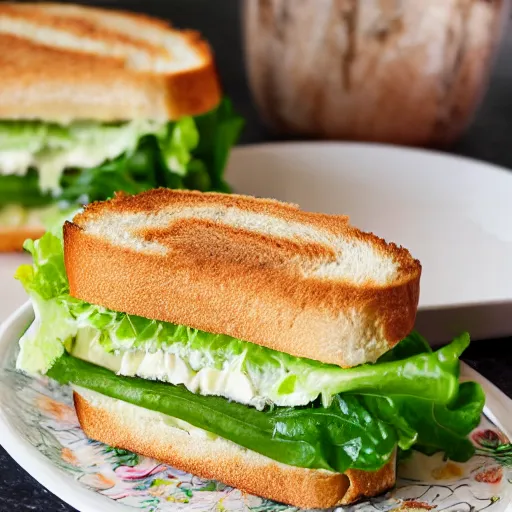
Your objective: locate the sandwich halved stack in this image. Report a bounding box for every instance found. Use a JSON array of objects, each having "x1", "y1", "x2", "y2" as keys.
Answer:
[
  {"x1": 16, "y1": 189, "x2": 485, "y2": 509},
  {"x1": 0, "y1": 2, "x2": 242, "y2": 251}
]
